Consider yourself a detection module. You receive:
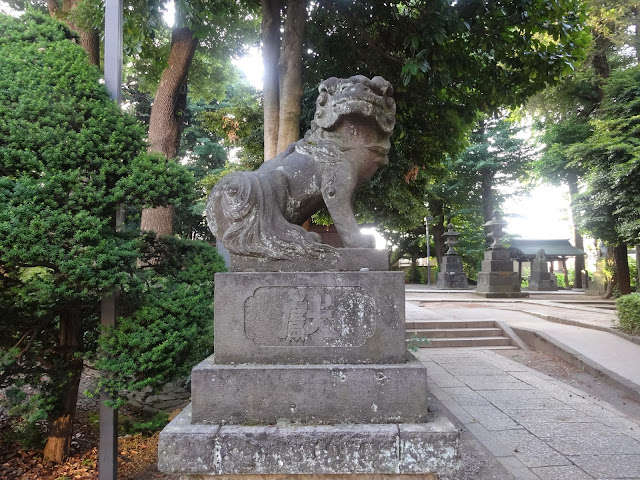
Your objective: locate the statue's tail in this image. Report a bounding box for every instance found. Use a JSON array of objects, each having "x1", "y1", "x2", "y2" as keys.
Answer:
[{"x1": 206, "y1": 171, "x2": 333, "y2": 260}]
